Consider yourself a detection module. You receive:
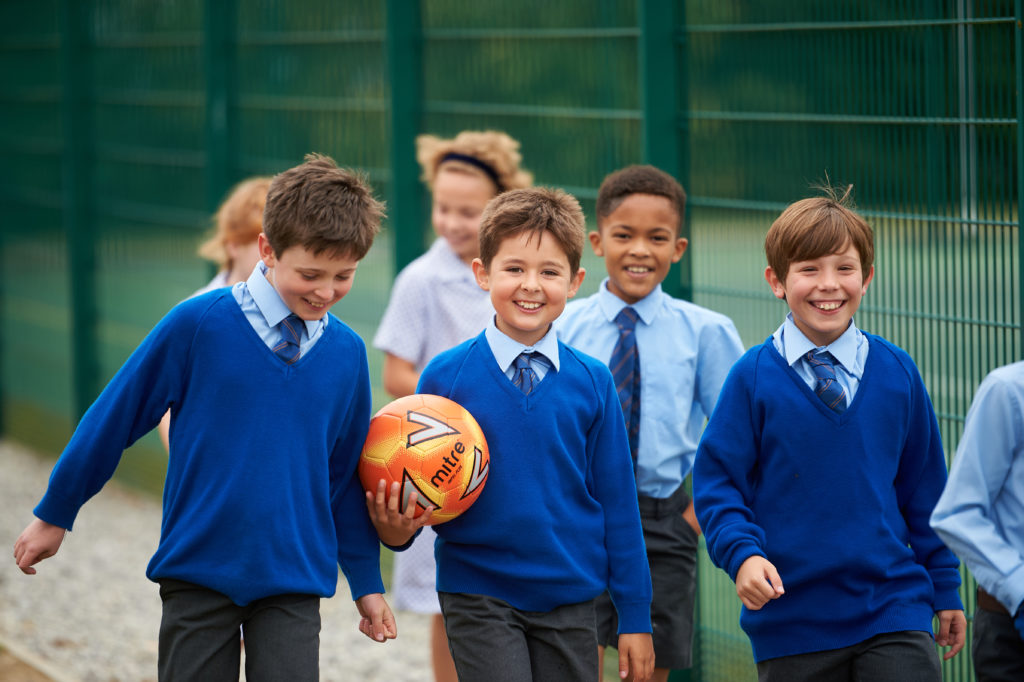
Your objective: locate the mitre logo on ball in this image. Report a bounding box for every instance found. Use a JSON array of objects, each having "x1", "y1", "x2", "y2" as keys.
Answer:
[{"x1": 359, "y1": 394, "x2": 490, "y2": 525}]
